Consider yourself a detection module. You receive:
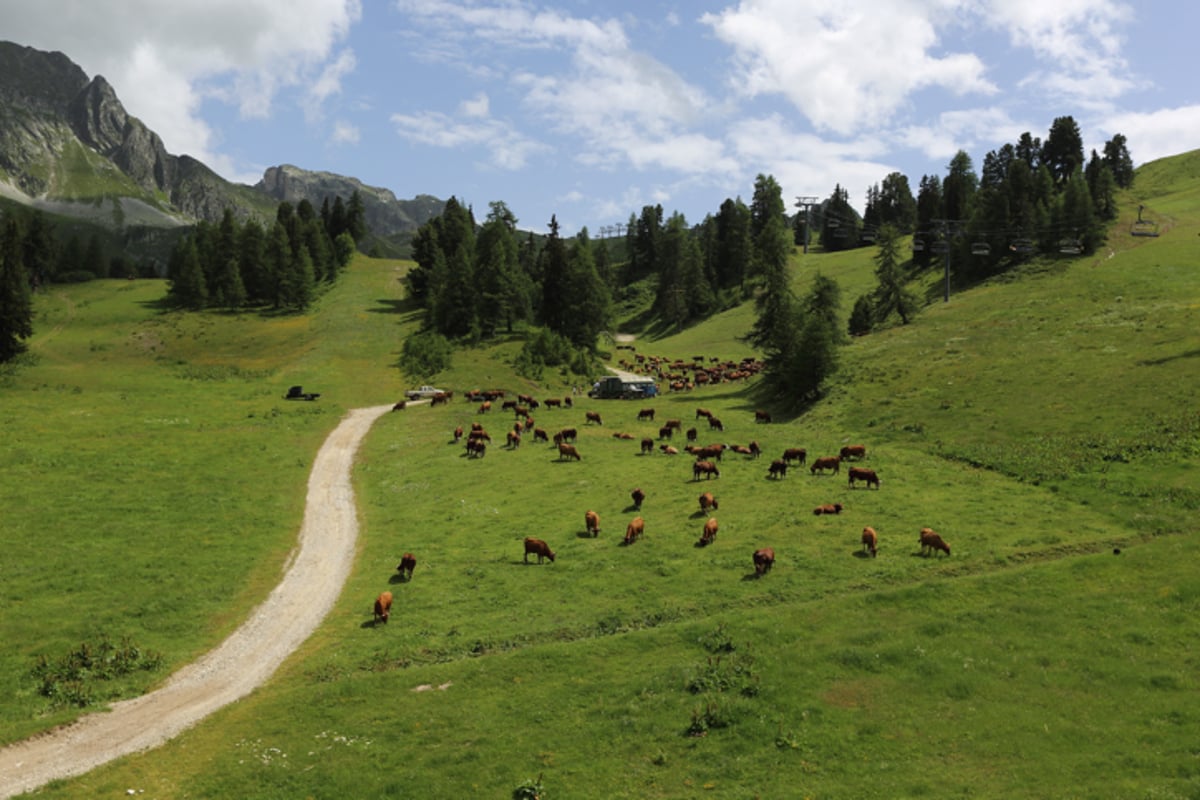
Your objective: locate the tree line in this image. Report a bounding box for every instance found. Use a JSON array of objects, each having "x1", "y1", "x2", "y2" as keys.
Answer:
[{"x1": 165, "y1": 193, "x2": 365, "y2": 312}]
